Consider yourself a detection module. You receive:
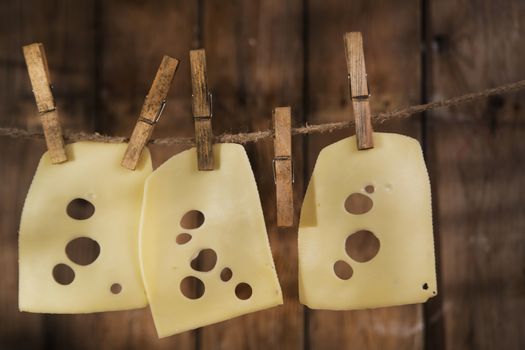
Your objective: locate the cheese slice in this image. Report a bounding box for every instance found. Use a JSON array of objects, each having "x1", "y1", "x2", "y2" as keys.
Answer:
[
  {"x1": 139, "y1": 143, "x2": 282, "y2": 338},
  {"x1": 299, "y1": 133, "x2": 437, "y2": 310},
  {"x1": 19, "y1": 142, "x2": 152, "y2": 313}
]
